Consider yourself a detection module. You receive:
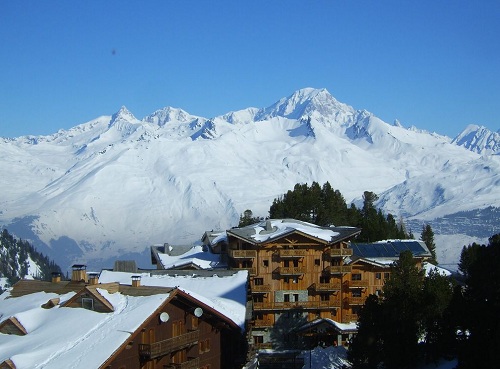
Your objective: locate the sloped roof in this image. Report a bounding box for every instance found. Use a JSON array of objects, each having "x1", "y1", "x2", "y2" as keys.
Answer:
[
  {"x1": 0, "y1": 289, "x2": 172, "y2": 369},
  {"x1": 153, "y1": 245, "x2": 223, "y2": 270},
  {"x1": 0, "y1": 282, "x2": 242, "y2": 369},
  {"x1": 227, "y1": 219, "x2": 360, "y2": 245},
  {"x1": 99, "y1": 269, "x2": 248, "y2": 329},
  {"x1": 350, "y1": 240, "x2": 431, "y2": 260}
]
